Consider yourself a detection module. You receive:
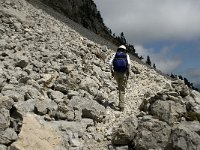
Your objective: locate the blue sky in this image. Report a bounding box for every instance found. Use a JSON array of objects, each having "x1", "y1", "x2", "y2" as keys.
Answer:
[{"x1": 94, "y1": 0, "x2": 200, "y2": 85}]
